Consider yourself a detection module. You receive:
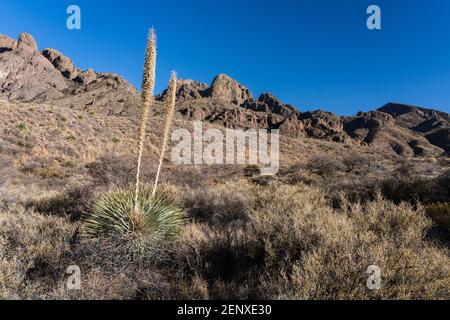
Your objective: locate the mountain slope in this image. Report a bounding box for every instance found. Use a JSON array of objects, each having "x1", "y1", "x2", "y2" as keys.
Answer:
[
  {"x1": 378, "y1": 103, "x2": 450, "y2": 153},
  {"x1": 1, "y1": 32, "x2": 449, "y2": 158}
]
